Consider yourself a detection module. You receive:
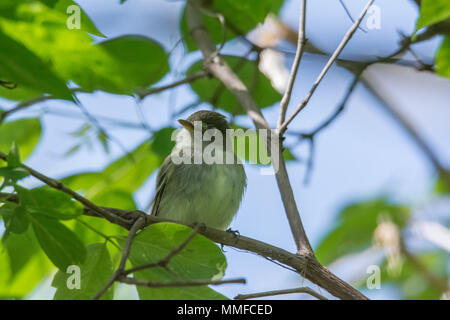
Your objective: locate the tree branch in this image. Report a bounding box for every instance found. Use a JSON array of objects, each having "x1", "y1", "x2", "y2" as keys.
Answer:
[
  {"x1": 0, "y1": 191, "x2": 367, "y2": 300},
  {"x1": 277, "y1": 0, "x2": 307, "y2": 128}
]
